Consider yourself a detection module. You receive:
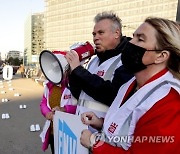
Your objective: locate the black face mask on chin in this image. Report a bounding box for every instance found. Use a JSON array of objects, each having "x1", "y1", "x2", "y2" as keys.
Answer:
[{"x1": 121, "y1": 42, "x2": 151, "y2": 74}]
